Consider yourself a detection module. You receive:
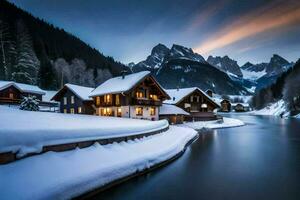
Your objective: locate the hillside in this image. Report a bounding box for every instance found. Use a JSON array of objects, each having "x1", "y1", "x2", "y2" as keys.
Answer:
[{"x1": 0, "y1": 0, "x2": 126, "y2": 89}]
